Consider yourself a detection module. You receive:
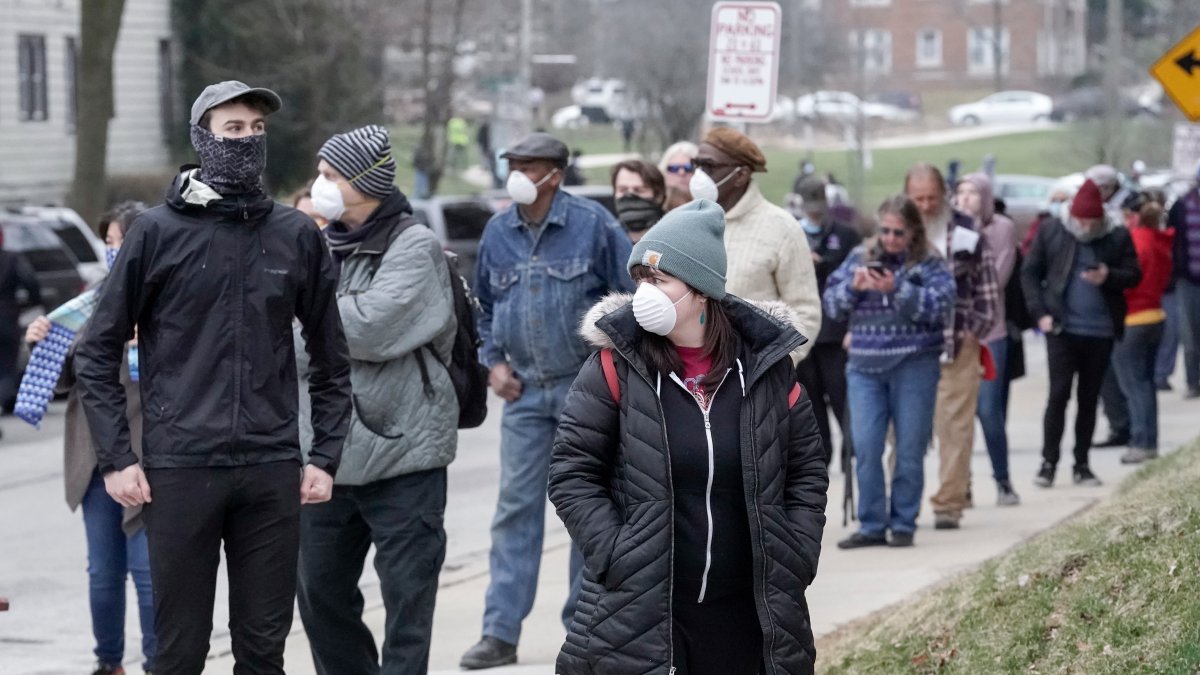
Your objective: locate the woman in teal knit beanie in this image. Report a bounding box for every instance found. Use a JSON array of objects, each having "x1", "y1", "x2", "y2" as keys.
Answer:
[{"x1": 549, "y1": 199, "x2": 829, "y2": 674}]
